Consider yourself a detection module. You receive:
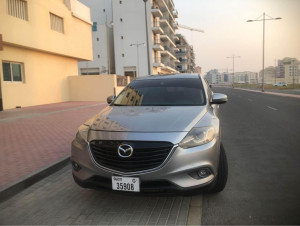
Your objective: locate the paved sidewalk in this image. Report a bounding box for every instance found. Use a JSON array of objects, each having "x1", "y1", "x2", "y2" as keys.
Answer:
[
  {"x1": 0, "y1": 101, "x2": 107, "y2": 189},
  {"x1": 0, "y1": 165, "x2": 192, "y2": 225}
]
